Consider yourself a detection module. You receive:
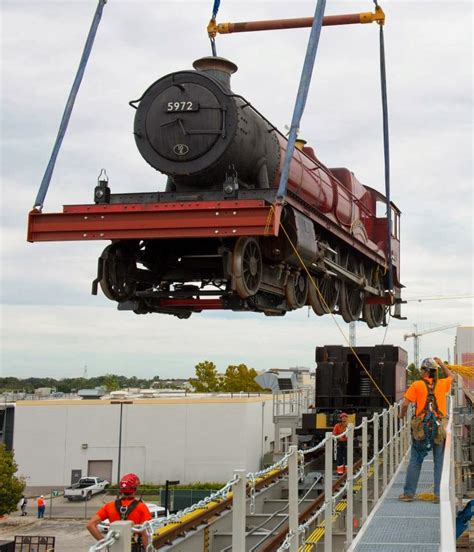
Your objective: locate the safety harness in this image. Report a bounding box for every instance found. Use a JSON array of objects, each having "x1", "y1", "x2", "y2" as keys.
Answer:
[
  {"x1": 412, "y1": 378, "x2": 442, "y2": 461},
  {"x1": 115, "y1": 498, "x2": 142, "y2": 520}
]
